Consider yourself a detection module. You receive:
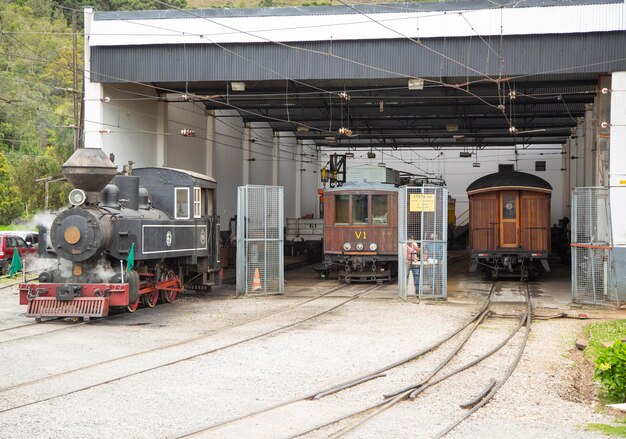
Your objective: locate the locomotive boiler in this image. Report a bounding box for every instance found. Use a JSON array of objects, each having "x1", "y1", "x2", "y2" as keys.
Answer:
[
  {"x1": 19, "y1": 148, "x2": 221, "y2": 320},
  {"x1": 467, "y1": 170, "x2": 552, "y2": 280}
]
